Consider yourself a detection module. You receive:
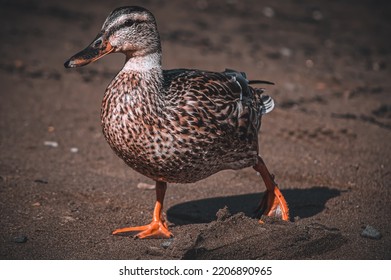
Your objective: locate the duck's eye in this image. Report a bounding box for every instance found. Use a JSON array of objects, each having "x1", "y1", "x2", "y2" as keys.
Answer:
[{"x1": 124, "y1": 20, "x2": 134, "y2": 26}]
